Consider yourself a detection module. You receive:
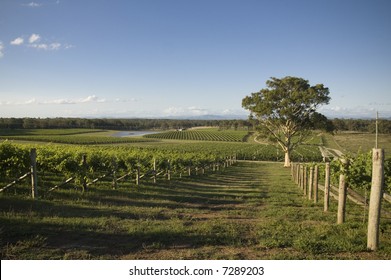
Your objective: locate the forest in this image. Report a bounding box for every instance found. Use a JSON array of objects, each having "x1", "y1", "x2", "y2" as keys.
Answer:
[
  {"x1": 1, "y1": 117, "x2": 391, "y2": 133},
  {"x1": 0, "y1": 117, "x2": 247, "y2": 131}
]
